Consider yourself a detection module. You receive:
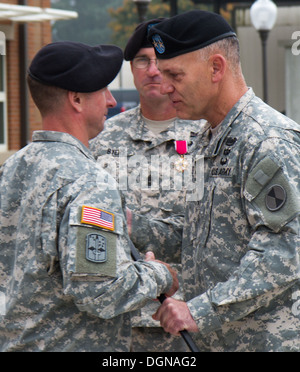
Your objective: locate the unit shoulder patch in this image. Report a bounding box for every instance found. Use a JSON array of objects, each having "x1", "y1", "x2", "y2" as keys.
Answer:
[
  {"x1": 244, "y1": 158, "x2": 300, "y2": 232},
  {"x1": 265, "y1": 185, "x2": 287, "y2": 212},
  {"x1": 74, "y1": 227, "x2": 117, "y2": 279},
  {"x1": 86, "y1": 233, "x2": 107, "y2": 263}
]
